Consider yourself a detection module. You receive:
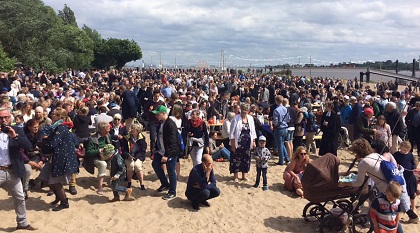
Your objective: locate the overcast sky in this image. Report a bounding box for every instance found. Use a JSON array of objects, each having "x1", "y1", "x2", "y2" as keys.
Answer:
[{"x1": 43, "y1": 0, "x2": 420, "y2": 67}]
